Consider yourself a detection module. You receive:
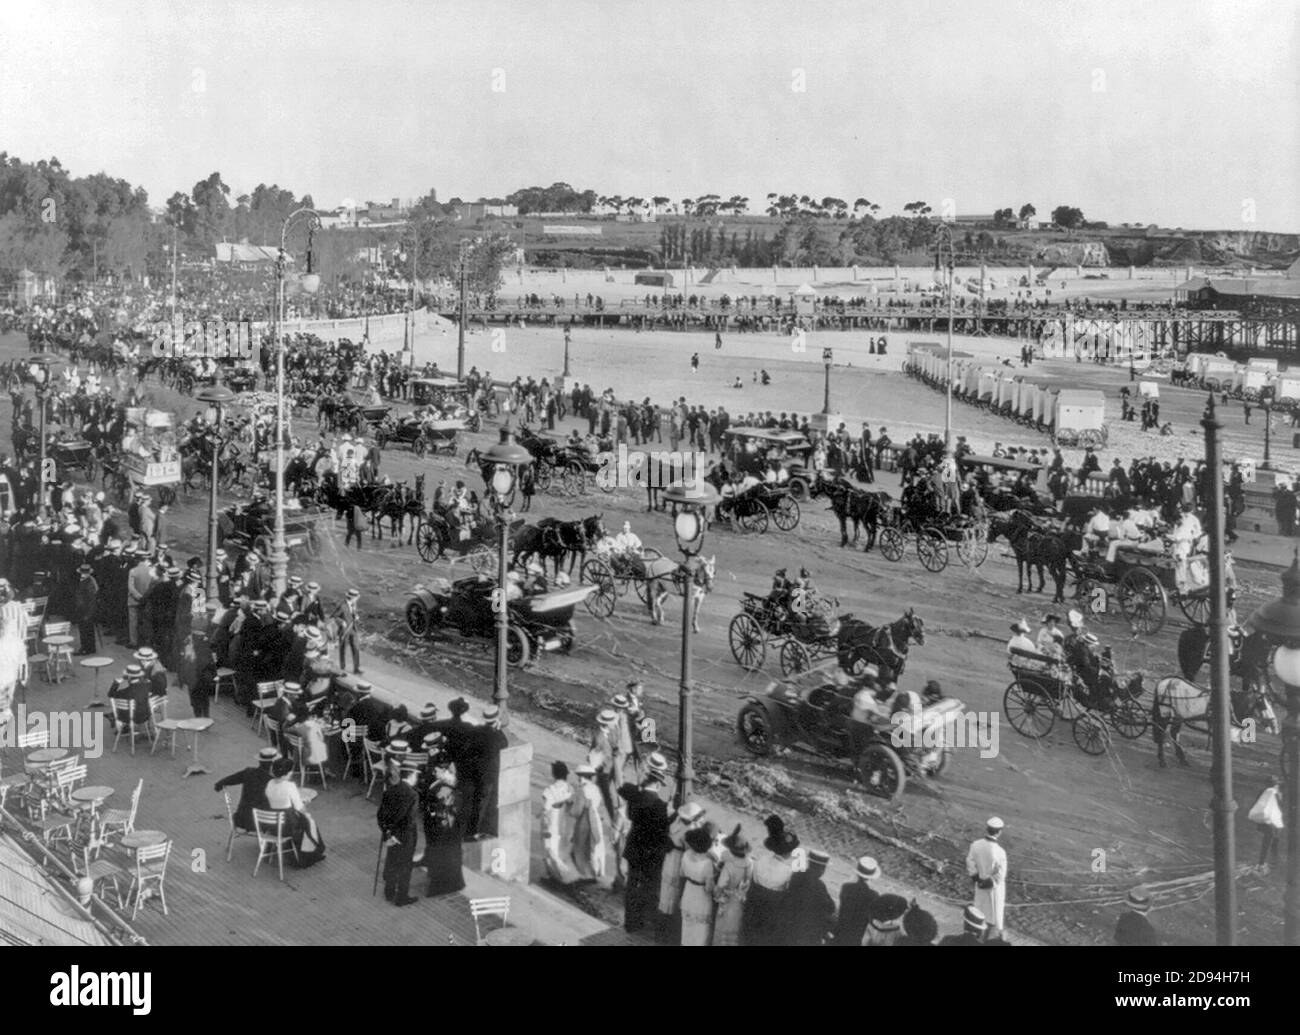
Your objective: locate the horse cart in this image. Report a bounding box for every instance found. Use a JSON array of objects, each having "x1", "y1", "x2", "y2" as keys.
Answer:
[
  {"x1": 404, "y1": 575, "x2": 595, "y2": 667},
  {"x1": 409, "y1": 377, "x2": 484, "y2": 433},
  {"x1": 217, "y1": 501, "x2": 332, "y2": 559},
  {"x1": 877, "y1": 503, "x2": 989, "y2": 572},
  {"x1": 1052, "y1": 389, "x2": 1108, "y2": 449},
  {"x1": 49, "y1": 439, "x2": 98, "y2": 483},
  {"x1": 1071, "y1": 542, "x2": 1217, "y2": 636},
  {"x1": 579, "y1": 547, "x2": 674, "y2": 618},
  {"x1": 722, "y1": 427, "x2": 816, "y2": 501},
  {"x1": 736, "y1": 662, "x2": 966, "y2": 803},
  {"x1": 1001, "y1": 646, "x2": 1148, "y2": 754},
  {"x1": 728, "y1": 590, "x2": 842, "y2": 676},
  {"x1": 415, "y1": 505, "x2": 519, "y2": 575},
  {"x1": 715, "y1": 481, "x2": 801, "y2": 535}
]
